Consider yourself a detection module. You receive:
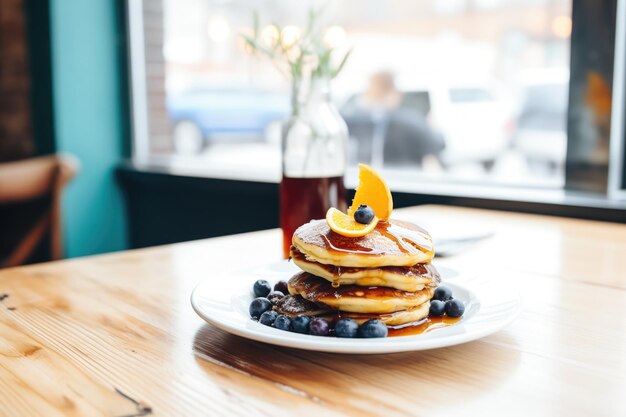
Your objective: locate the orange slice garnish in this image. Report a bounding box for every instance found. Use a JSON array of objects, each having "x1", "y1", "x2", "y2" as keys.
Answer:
[
  {"x1": 326, "y1": 207, "x2": 379, "y2": 237},
  {"x1": 348, "y1": 164, "x2": 393, "y2": 221}
]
